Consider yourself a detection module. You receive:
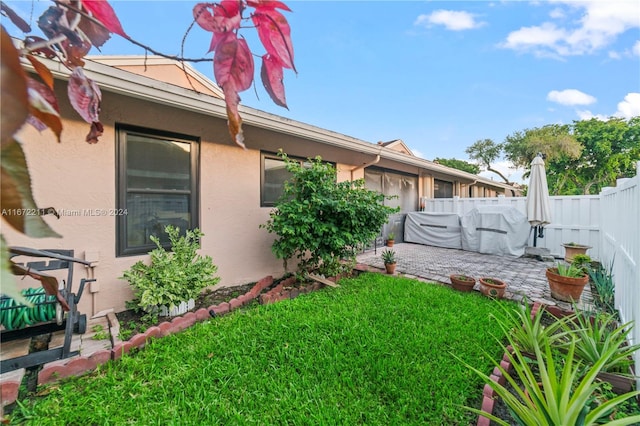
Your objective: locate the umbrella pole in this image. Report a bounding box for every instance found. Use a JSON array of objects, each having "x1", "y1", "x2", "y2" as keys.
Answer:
[{"x1": 533, "y1": 226, "x2": 538, "y2": 247}]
